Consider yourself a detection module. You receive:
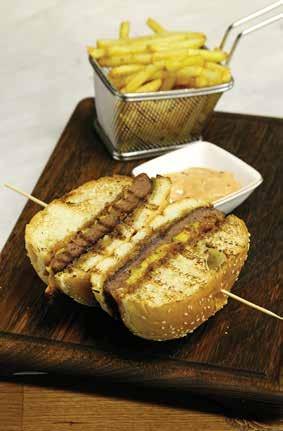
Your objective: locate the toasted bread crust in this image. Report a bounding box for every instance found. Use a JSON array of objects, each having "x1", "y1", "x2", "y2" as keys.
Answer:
[
  {"x1": 25, "y1": 175, "x2": 132, "y2": 285},
  {"x1": 55, "y1": 268, "x2": 97, "y2": 306},
  {"x1": 53, "y1": 176, "x2": 171, "y2": 306},
  {"x1": 91, "y1": 198, "x2": 208, "y2": 314},
  {"x1": 117, "y1": 216, "x2": 249, "y2": 341}
]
